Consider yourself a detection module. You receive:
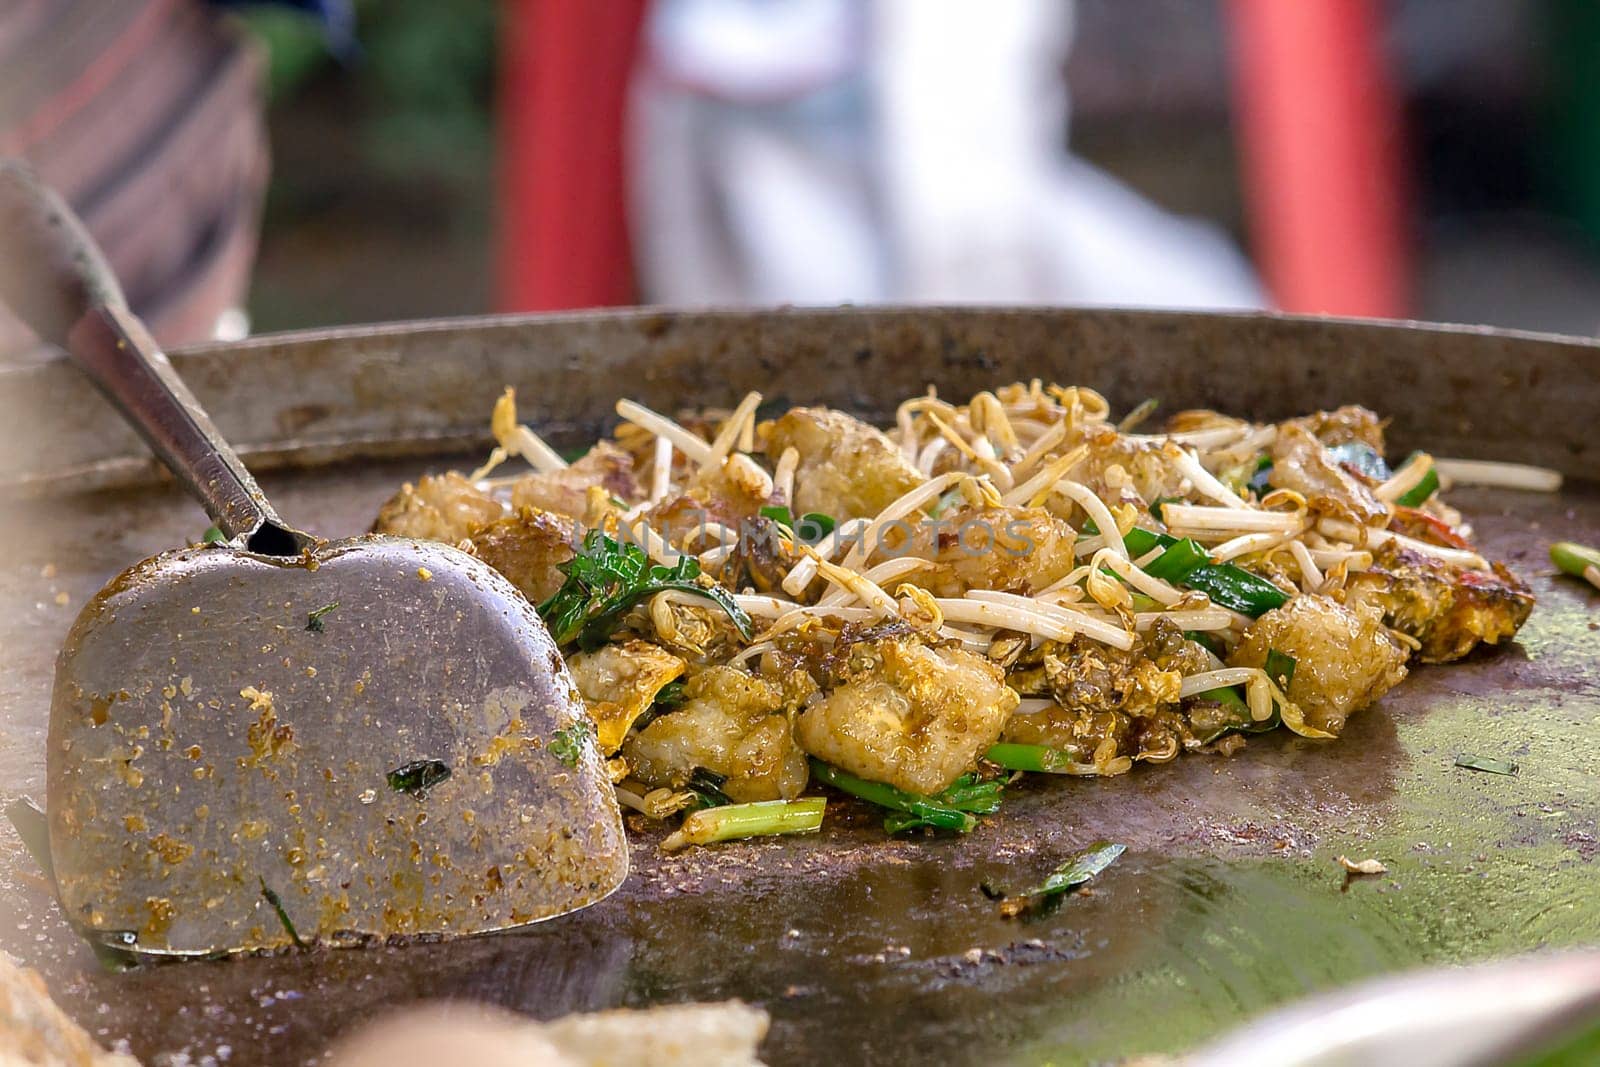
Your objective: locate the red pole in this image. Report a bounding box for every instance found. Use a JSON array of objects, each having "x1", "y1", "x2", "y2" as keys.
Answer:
[
  {"x1": 1226, "y1": 0, "x2": 1412, "y2": 318},
  {"x1": 496, "y1": 0, "x2": 648, "y2": 312}
]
